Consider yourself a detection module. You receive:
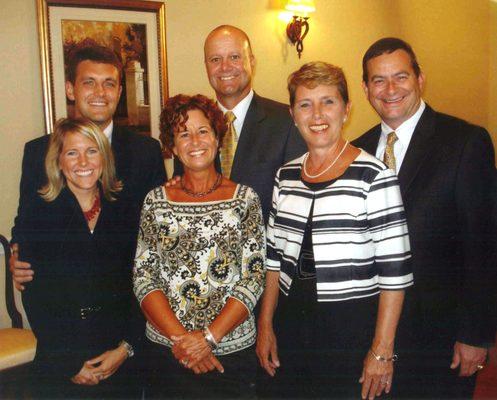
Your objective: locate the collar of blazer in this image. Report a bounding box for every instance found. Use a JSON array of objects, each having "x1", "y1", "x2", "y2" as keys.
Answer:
[
  {"x1": 396, "y1": 104, "x2": 439, "y2": 196},
  {"x1": 359, "y1": 104, "x2": 439, "y2": 197},
  {"x1": 230, "y1": 93, "x2": 267, "y2": 182},
  {"x1": 109, "y1": 125, "x2": 133, "y2": 175}
]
